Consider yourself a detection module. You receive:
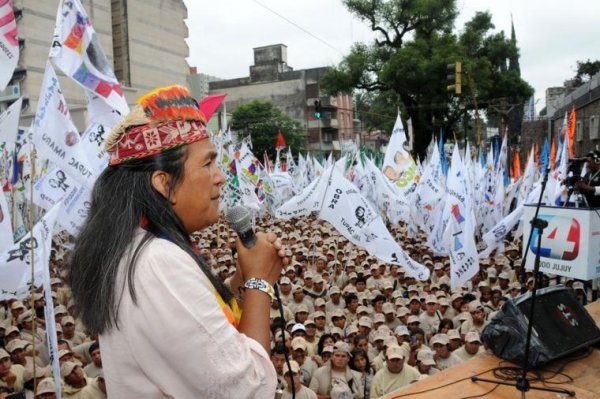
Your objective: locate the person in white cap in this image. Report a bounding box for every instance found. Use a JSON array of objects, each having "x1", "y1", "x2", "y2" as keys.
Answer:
[
  {"x1": 366, "y1": 266, "x2": 384, "y2": 291},
  {"x1": 35, "y1": 377, "x2": 58, "y2": 399},
  {"x1": 415, "y1": 349, "x2": 439, "y2": 376},
  {"x1": 61, "y1": 361, "x2": 104, "y2": 398},
  {"x1": 6, "y1": 339, "x2": 51, "y2": 379},
  {"x1": 326, "y1": 286, "x2": 346, "y2": 314},
  {"x1": 460, "y1": 301, "x2": 488, "y2": 337},
  {"x1": 271, "y1": 297, "x2": 294, "y2": 323},
  {"x1": 289, "y1": 286, "x2": 316, "y2": 316},
  {"x1": 454, "y1": 332, "x2": 485, "y2": 361},
  {"x1": 382, "y1": 303, "x2": 400, "y2": 331},
  {"x1": 16, "y1": 310, "x2": 45, "y2": 346},
  {"x1": 343, "y1": 293, "x2": 360, "y2": 325},
  {"x1": 278, "y1": 277, "x2": 294, "y2": 305},
  {"x1": 282, "y1": 360, "x2": 317, "y2": 399},
  {"x1": 0, "y1": 347, "x2": 30, "y2": 395},
  {"x1": 430, "y1": 334, "x2": 463, "y2": 371},
  {"x1": 370, "y1": 345, "x2": 420, "y2": 398},
  {"x1": 309, "y1": 342, "x2": 364, "y2": 398},
  {"x1": 291, "y1": 337, "x2": 318, "y2": 386},
  {"x1": 418, "y1": 296, "x2": 442, "y2": 340}
]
